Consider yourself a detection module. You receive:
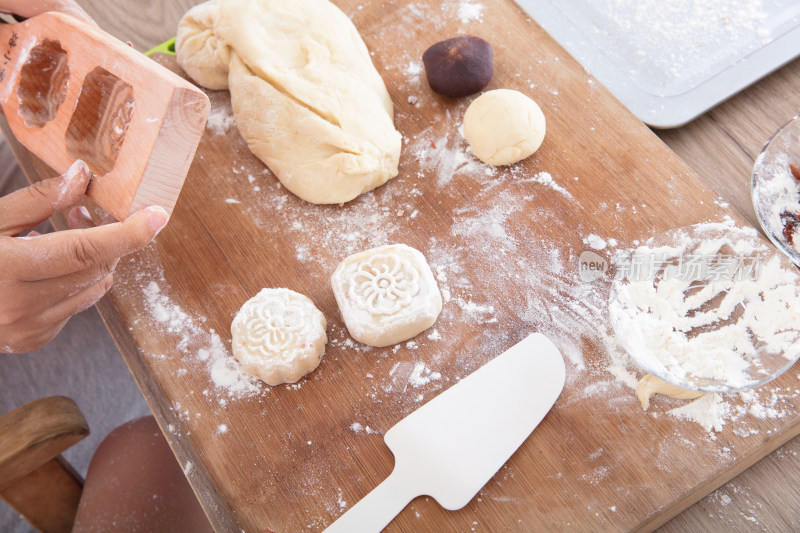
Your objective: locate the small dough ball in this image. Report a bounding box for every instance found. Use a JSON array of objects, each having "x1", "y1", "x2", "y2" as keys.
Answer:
[
  {"x1": 331, "y1": 244, "x2": 442, "y2": 347},
  {"x1": 422, "y1": 35, "x2": 493, "y2": 97},
  {"x1": 463, "y1": 89, "x2": 546, "y2": 166},
  {"x1": 231, "y1": 288, "x2": 327, "y2": 386}
]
